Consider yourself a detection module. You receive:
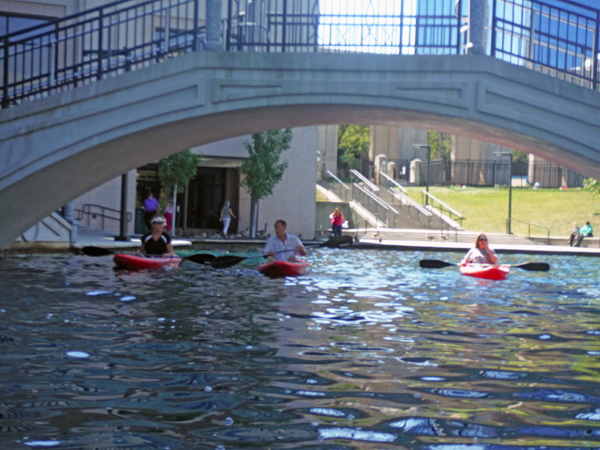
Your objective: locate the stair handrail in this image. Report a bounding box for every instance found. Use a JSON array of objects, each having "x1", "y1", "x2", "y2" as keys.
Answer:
[
  {"x1": 353, "y1": 183, "x2": 398, "y2": 214},
  {"x1": 350, "y1": 169, "x2": 379, "y2": 192},
  {"x1": 75, "y1": 204, "x2": 132, "y2": 230},
  {"x1": 326, "y1": 170, "x2": 350, "y2": 190},
  {"x1": 379, "y1": 171, "x2": 407, "y2": 193},
  {"x1": 421, "y1": 190, "x2": 463, "y2": 218},
  {"x1": 387, "y1": 187, "x2": 431, "y2": 217},
  {"x1": 506, "y1": 218, "x2": 550, "y2": 238}
]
